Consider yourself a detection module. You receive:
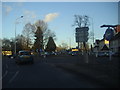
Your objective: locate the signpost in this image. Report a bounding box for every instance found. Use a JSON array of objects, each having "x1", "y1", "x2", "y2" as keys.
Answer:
[
  {"x1": 101, "y1": 24, "x2": 118, "y2": 61},
  {"x1": 75, "y1": 27, "x2": 89, "y2": 42},
  {"x1": 73, "y1": 15, "x2": 90, "y2": 63},
  {"x1": 75, "y1": 27, "x2": 89, "y2": 49},
  {"x1": 75, "y1": 27, "x2": 89, "y2": 63}
]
